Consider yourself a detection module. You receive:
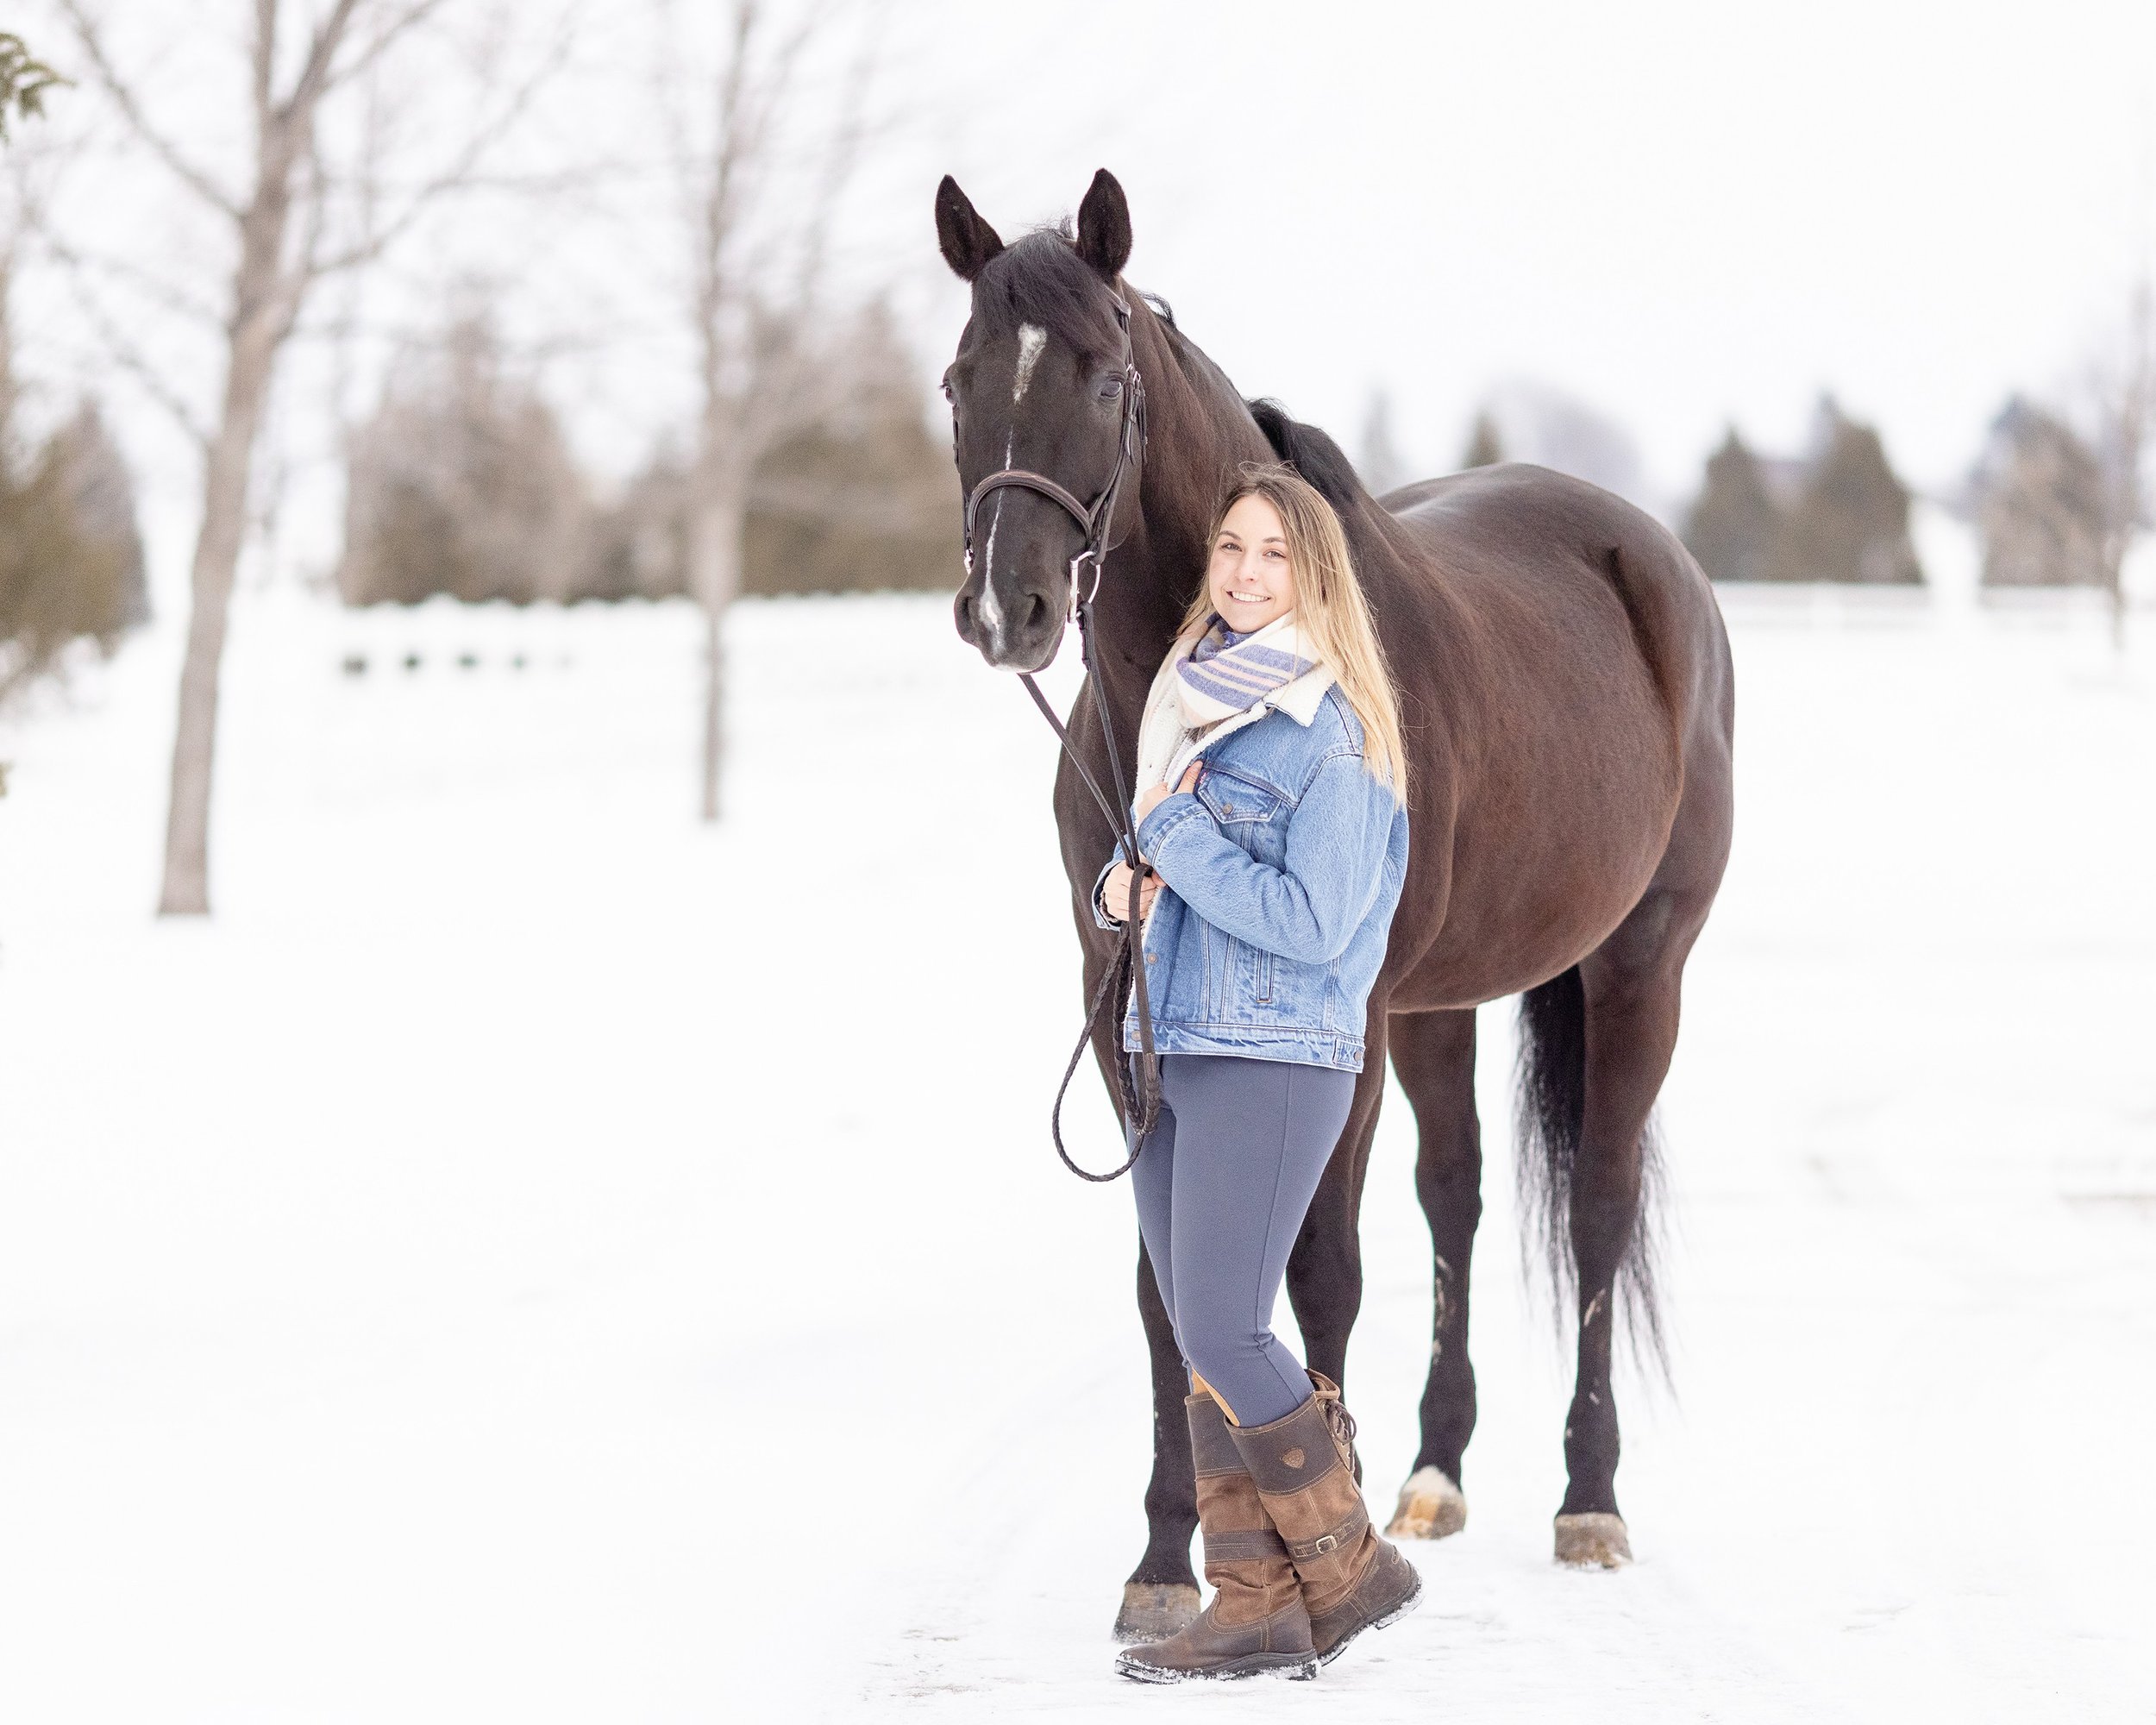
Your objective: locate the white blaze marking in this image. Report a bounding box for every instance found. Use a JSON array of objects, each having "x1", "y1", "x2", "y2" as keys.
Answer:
[
  {"x1": 979, "y1": 430, "x2": 1014, "y2": 639},
  {"x1": 1012, "y1": 323, "x2": 1047, "y2": 402}
]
